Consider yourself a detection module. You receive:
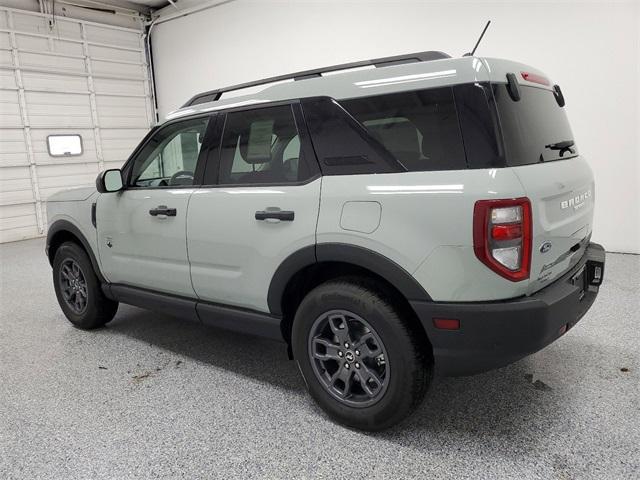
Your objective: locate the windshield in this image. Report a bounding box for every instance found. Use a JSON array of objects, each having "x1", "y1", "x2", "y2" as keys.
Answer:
[{"x1": 493, "y1": 84, "x2": 578, "y2": 166}]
